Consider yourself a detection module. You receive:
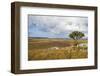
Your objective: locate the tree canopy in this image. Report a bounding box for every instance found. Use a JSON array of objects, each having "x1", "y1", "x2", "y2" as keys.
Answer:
[{"x1": 69, "y1": 31, "x2": 85, "y2": 40}]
